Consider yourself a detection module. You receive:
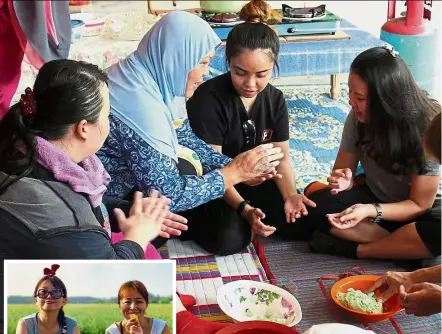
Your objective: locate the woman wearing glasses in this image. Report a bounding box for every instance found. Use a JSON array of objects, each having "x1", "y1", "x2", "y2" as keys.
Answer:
[
  {"x1": 15, "y1": 265, "x2": 79, "y2": 334},
  {"x1": 187, "y1": 2, "x2": 315, "y2": 241}
]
